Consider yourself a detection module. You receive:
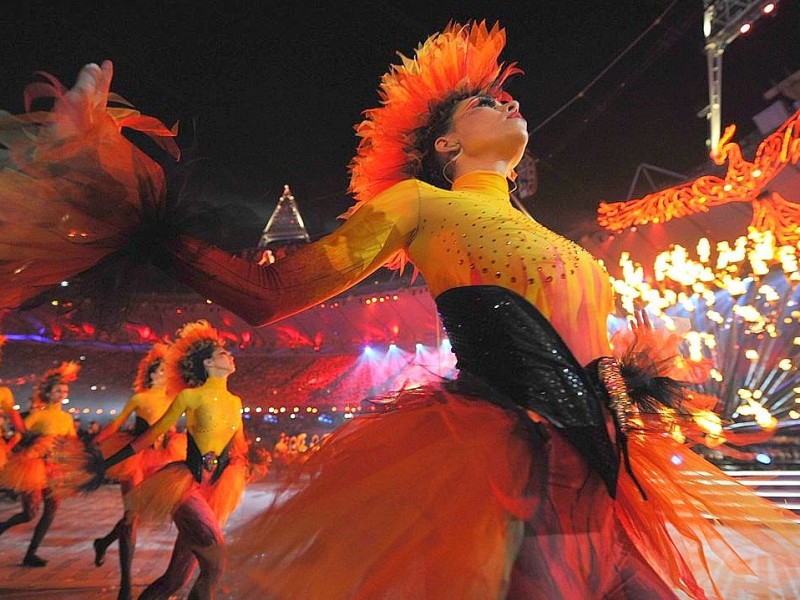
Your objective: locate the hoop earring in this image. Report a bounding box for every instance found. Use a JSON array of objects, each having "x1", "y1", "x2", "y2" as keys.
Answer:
[
  {"x1": 441, "y1": 149, "x2": 461, "y2": 185},
  {"x1": 508, "y1": 167, "x2": 518, "y2": 194}
]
